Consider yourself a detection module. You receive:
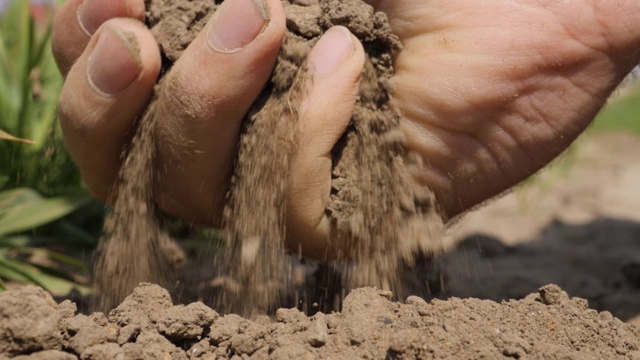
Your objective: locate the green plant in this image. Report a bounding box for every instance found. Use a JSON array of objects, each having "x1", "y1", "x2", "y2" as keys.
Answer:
[
  {"x1": 0, "y1": 0, "x2": 81, "y2": 195},
  {"x1": 0, "y1": 187, "x2": 93, "y2": 294},
  {"x1": 0, "y1": 1, "x2": 102, "y2": 294}
]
